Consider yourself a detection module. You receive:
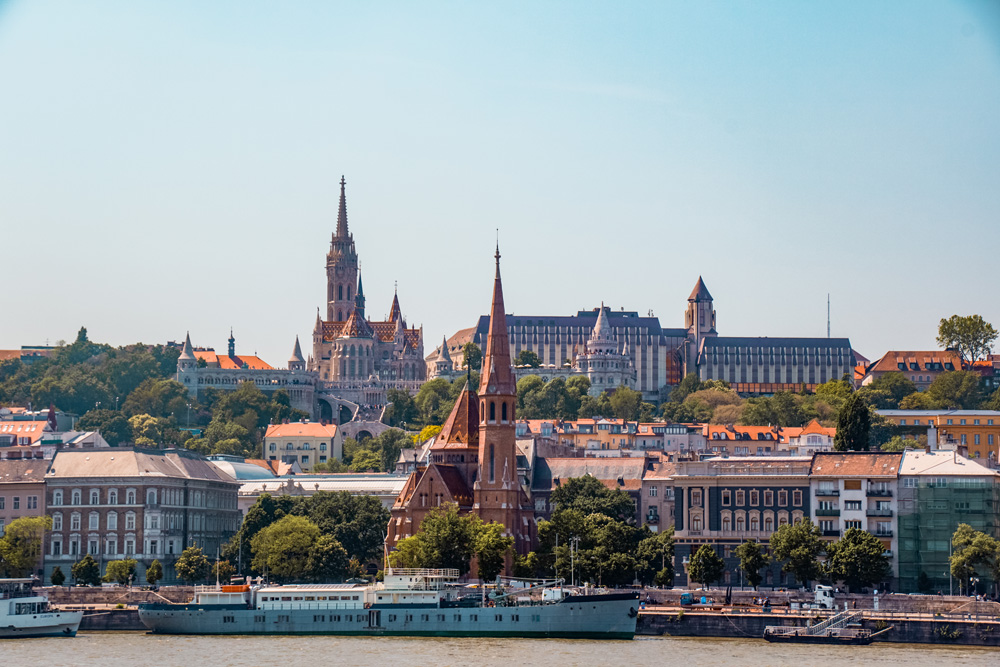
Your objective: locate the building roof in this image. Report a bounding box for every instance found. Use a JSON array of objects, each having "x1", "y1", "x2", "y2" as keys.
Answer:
[
  {"x1": 47, "y1": 449, "x2": 237, "y2": 483},
  {"x1": 179, "y1": 332, "x2": 196, "y2": 360},
  {"x1": 473, "y1": 312, "x2": 687, "y2": 341},
  {"x1": 0, "y1": 350, "x2": 22, "y2": 362},
  {"x1": 434, "y1": 384, "x2": 479, "y2": 448},
  {"x1": 798, "y1": 419, "x2": 836, "y2": 437},
  {"x1": 703, "y1": 424, "x2": 788, "y2": 443},
  {"x1": 194, "y1": 349, "x2": 274, "y2": 370},
  {"x1": 688, "y1": 276, "x2": 713, "y2": 302},
  {"x1": 0, "y1": 459, "x2": 50, "y2": 483},
  {"x1": 810, "y1": 452, "x2": 903, "y2": 478},
  {"x1": 878, "y1": 409, "x2": 1000, "y2": 417},
  {"x1": 264, "y1": 422, "x2": 339, "y2": 440},
  {"x1": 701, "y1": 337, "x2": 853, "y2": 349},
  {"x1": 479, "y1": 247, "x2": 516, "y2": 396},
  {"x1": 868, "y1": 350, "x2": 962, "y2": 375},
  {"x1": 531, "y1": 457, "x2": 647, "y2": 492},
  {"x1": 209, "y1": 458, "x2": 277, "y2": 480},
  {"x1": 0, "y1": 420, "x2": 47, "y2": 444},
  {"x1": 289, "y1": 336, "x2": 305, "y2": 363},
  {"x1": 674, "y1": 457, "x2": 813, "y2": 477},
  {"x1": 899, "y1": 450, "x2": 1000, "y2": 477},
  {"x1": 241, "y1": 473, "x2": 407, "y2": 498}
]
